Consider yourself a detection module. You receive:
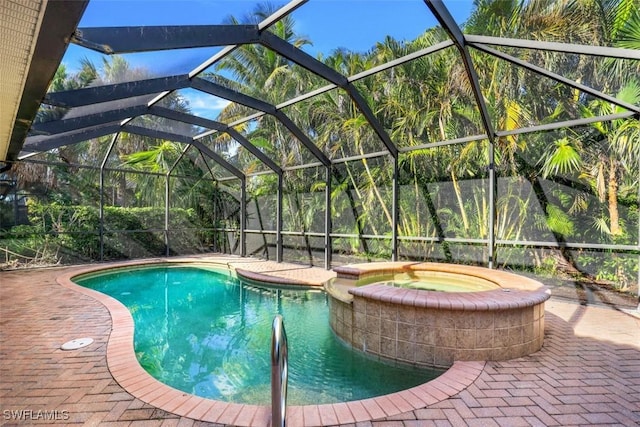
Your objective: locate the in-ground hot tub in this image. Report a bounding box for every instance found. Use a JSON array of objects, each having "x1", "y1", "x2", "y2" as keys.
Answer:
[{"x1": 326, "y1": 262, "x2": 550, "y2": 368}]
